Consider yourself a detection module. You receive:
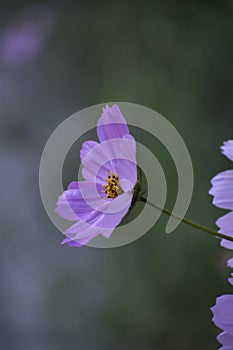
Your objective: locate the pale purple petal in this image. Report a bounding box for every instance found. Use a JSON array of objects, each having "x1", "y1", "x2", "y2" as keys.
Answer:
[
  {"x1": 70, "y1": 191, "x2": 132, "y2": 228},
  {"x1": 62, "y1": 233, "x2": 97, "y2": 247},
  {"x1": 56, "y1": 181, "x2": 121, "y2": 227},
  {"x1": 61, "y1": 237, "x2": 82, "y2": 247},
  {"x1": 67, "y1": 181, "x2": 79, "y2": 190},
  {"x1": 228, "y1": 273, "x2": 233, "y2": 286},
  {"x1": 80, "y1": 141, "x2": 98, "y2": 162},
  {"x1": 113, "y1": 159, "x2": 137, "y2": 190},
  {"x1": 97, "y1": 104, "x2": 130, "y2": 142},
  {"x1": 97, "y1": 192, "x2": 133, "y2": 218},
  {"x1": 65, "y1": 220, "x2": 110, "y2": 239},
  {"x1": 228, "y1": 259, "x2": 233, "y2": 269},
  {"x1": 81, "y1": 141, "x2": 116, "y2": 182},
  {"x1": 216, "y1": 212, "x2": 233, "y2": 249},
  {"x1": 56, "y1": 181, "x2": 133, "y2": 230},
  {"x1": 217, "y1": 332, "x2": 233, "y2": 347},
  {"x1": 123, "y1": 134, "x2": 136, "y2": 153},
  {"x1": 211, "y1": 295, "x2": 233, "y2": 335},
  {"x1": 55, "y1": 181, "x2": 103, "y2": 222},
  {"x1": 63, "y1": 221, "x2": 115, "y2": 246},
  {"x1": 55, "y1": 181, "x2": 83, "y2": 221},
  {"x1": 64, "y1": 221, "x2": 115, "y2": 242},
  {"x1": 221, "y1": 140, "x2": 233, "y2": 162},
  {"x1": 120, "y1": 137, "x2": 137, "y2": 188},
  {"x1": 209, "y1": 170, "x2": 233, "y2": 210},
  {"x1": 81, "y1": 138, "x2": 136, "y2": 186}
]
